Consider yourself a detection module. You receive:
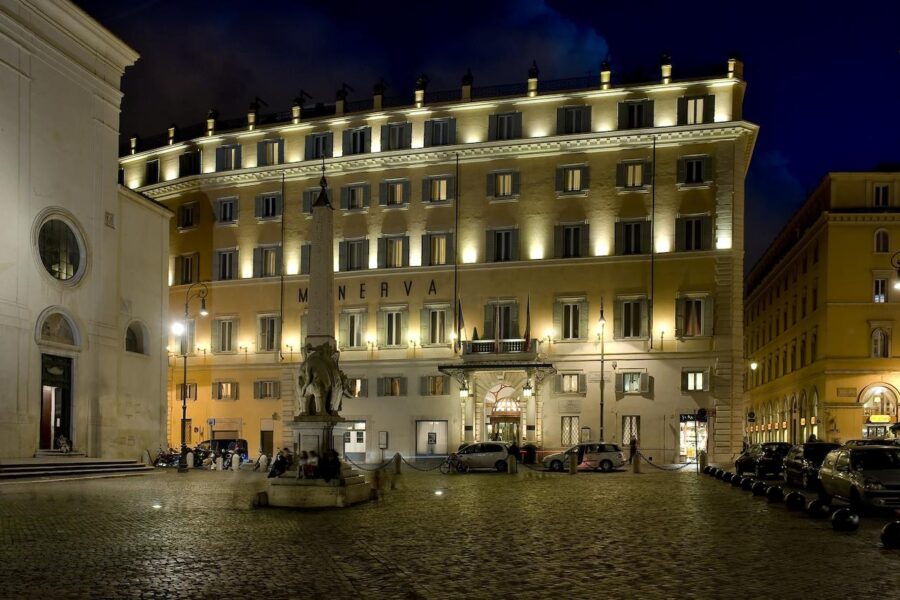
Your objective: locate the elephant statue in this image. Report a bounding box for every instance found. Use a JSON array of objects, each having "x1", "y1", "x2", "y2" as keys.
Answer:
[{"x1": 295, "y1": 341, "x2": 346, "y2": 417}]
